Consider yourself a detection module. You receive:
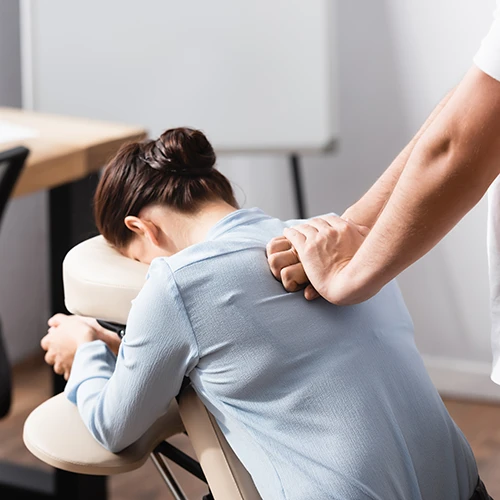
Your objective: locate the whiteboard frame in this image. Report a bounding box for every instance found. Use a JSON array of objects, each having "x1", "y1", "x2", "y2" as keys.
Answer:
[{"x1": 20, "y1": 0, "x2": 338, "y2": 155}]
